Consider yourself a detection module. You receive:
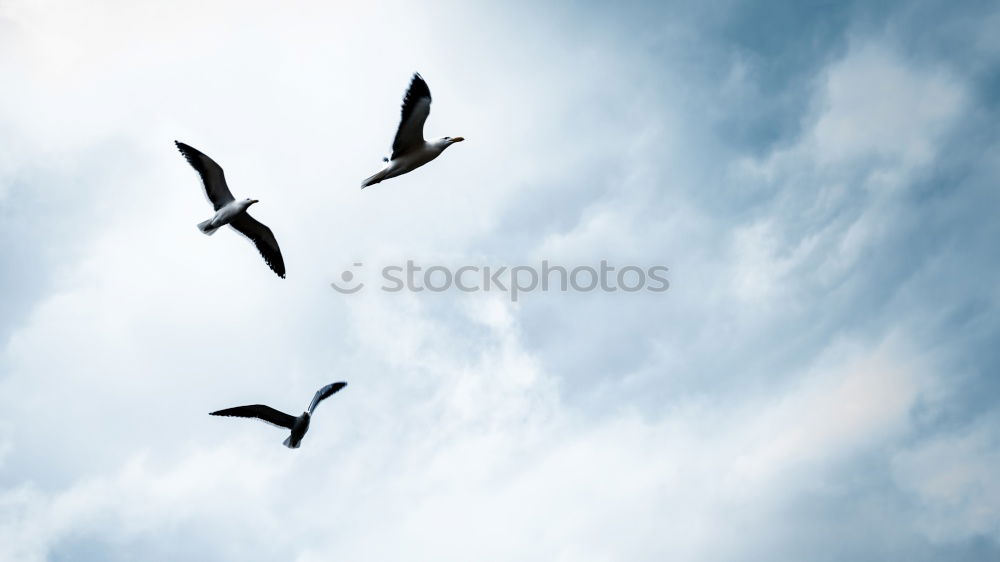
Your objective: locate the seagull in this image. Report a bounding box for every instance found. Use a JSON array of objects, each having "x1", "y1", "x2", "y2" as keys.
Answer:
[
  {"x1": 361, "y1": 73, "x2": 464, "y2": 188},
  {"x1": 210, "y1": 382, "x2": 348, "y2": 448},
  {"x1": 175, "y1": 141, "x2": 286, "y2": 278}
]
